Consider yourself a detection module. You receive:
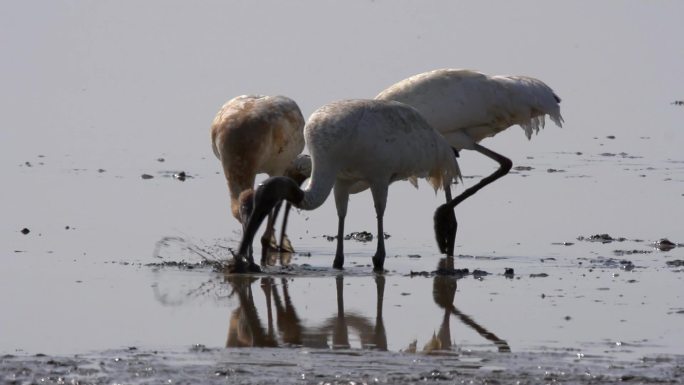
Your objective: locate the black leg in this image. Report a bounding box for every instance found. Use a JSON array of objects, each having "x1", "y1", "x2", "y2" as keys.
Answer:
[
  {"x1": 333, "y1": 183, "x2": 350, "y2": 269},
  {"x1": 260, "y1": 201, "x2": 283, "y2": 263},
  {"x1": 278, "y1": 202, "x2": 295, "y2": 253},
  {"x1": 434, "y1": 143, "x2": 512, "y2": 256},
  {"x1": 370, "y1": 184, "x2": 388, "y2": 272},
  {"x1": 448, "y1": 143, "x2": 512, "y2": 209},
  {"x1": 333, "y1": 214, "x2": 345, "y2": 269}
]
